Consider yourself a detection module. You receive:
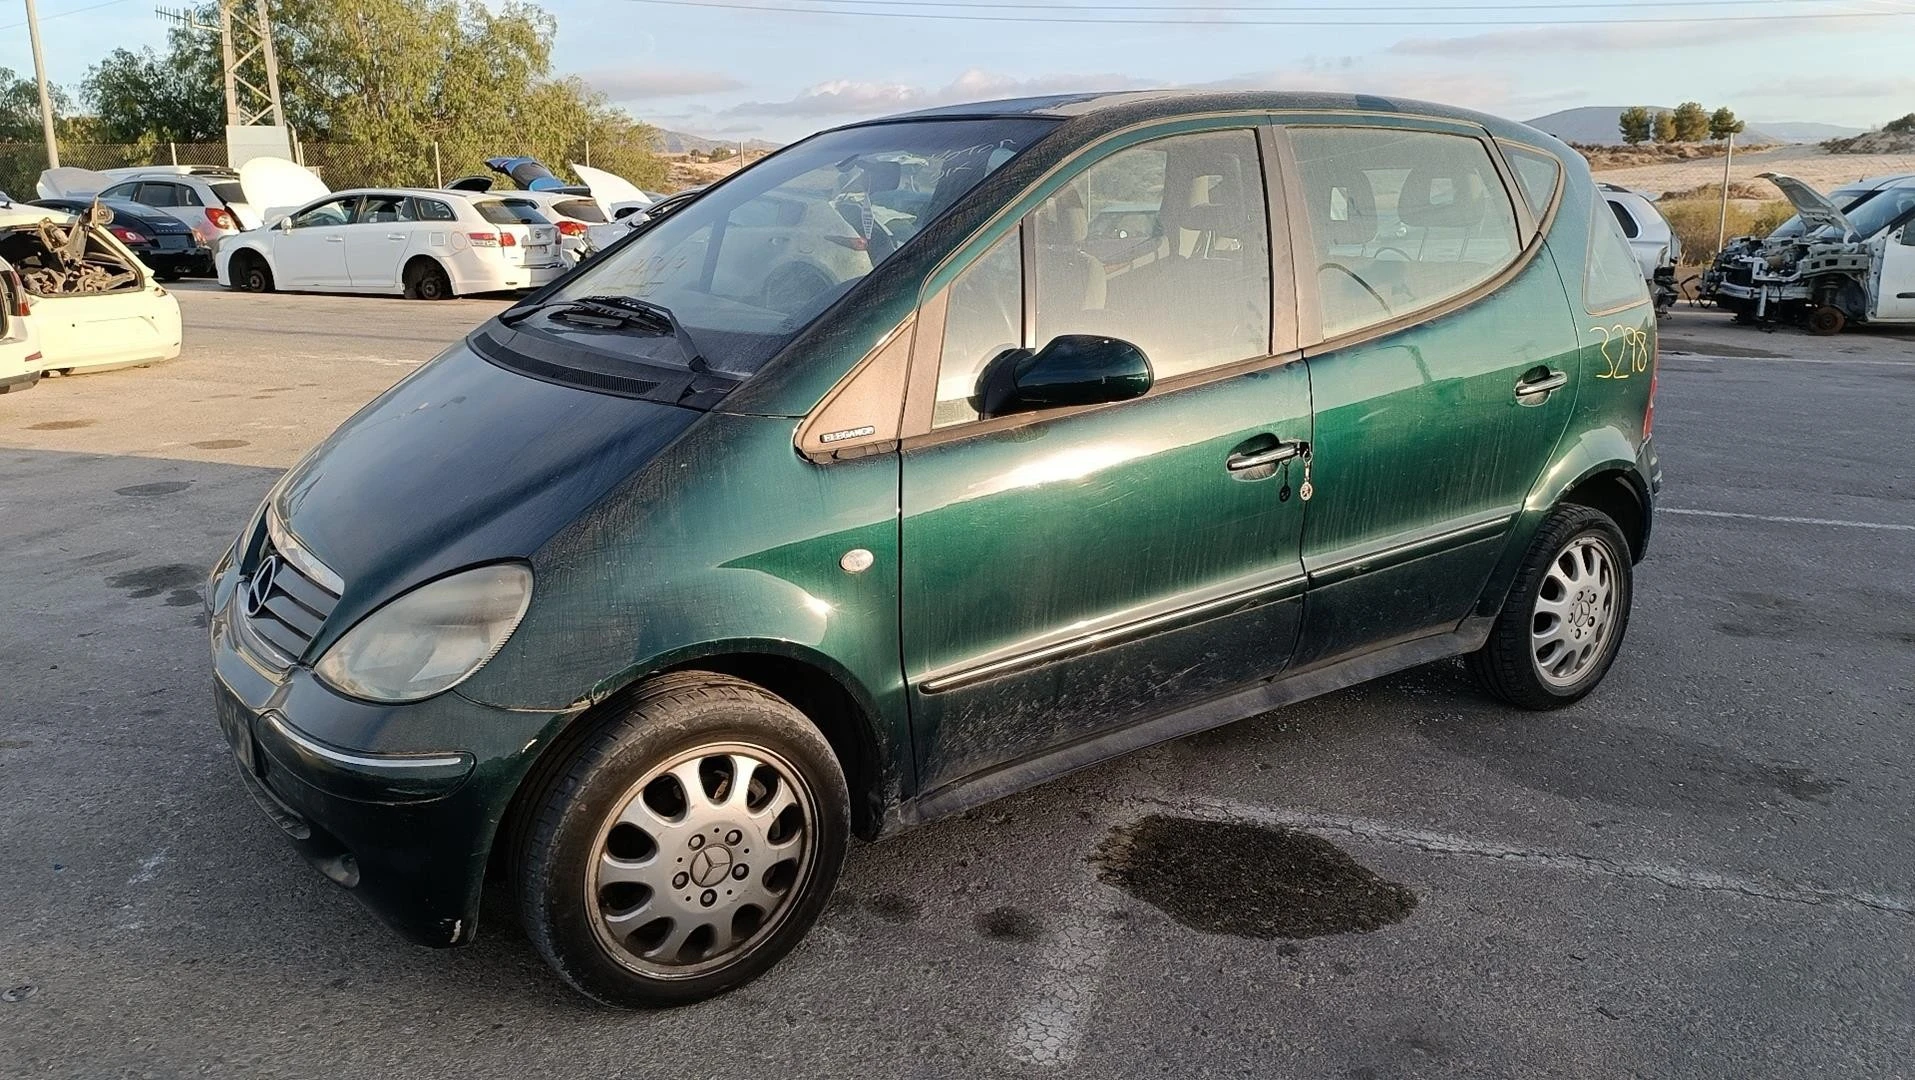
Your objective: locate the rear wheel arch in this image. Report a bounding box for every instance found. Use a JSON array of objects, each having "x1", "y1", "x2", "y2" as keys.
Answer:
[
  {"x1": 1559, "y1": 468, "x2": 1648, "y2": 563},
  {"x1": 403, "y1": 255, "x2": 455, "y2": 299}
]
